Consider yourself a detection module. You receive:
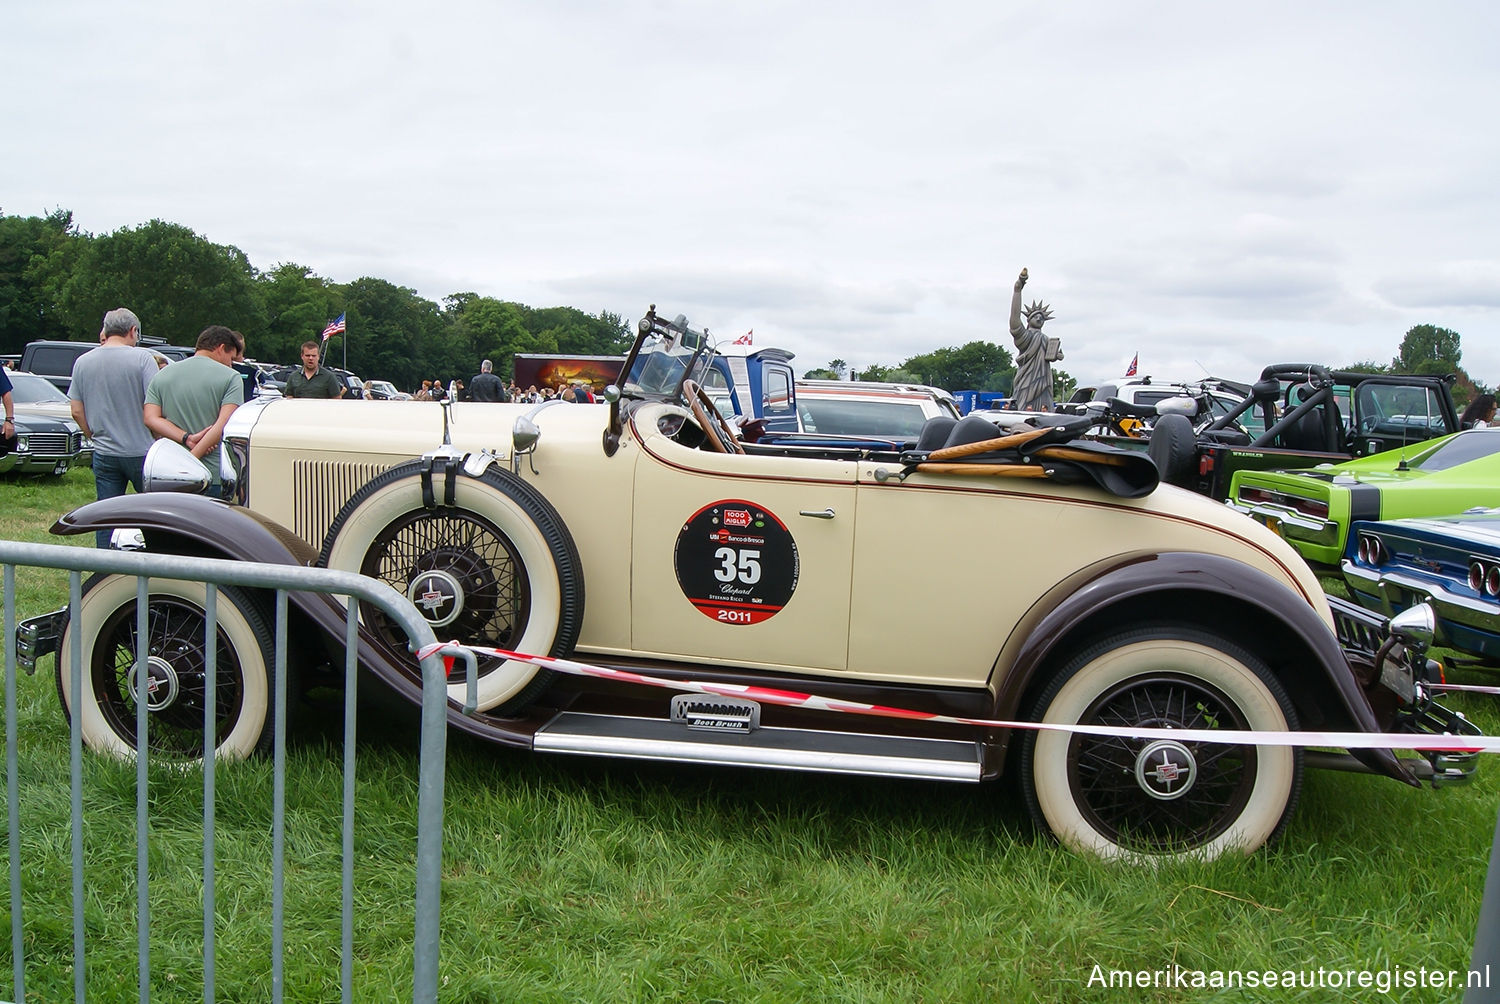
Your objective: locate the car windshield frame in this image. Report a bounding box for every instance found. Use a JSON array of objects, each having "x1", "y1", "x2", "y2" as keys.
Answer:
[{"x1": 623, "y1": 330, "x2": 715, "y2": 404}]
